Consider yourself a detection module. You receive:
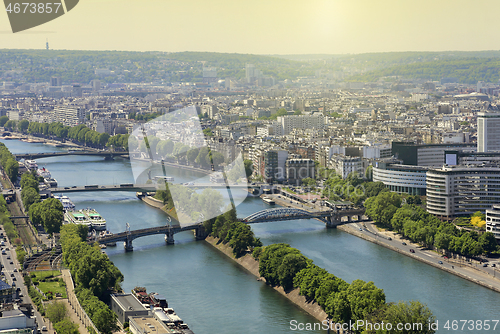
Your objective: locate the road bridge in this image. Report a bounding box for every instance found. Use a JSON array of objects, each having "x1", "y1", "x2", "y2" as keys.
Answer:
[
  {"x1": 93, "y1": 207, "x2": 366, "y2": 251},
  {"x1": 242, "y1": 207, "x2": 366, "y2": 227},
  {"x1": 14, "y1": 151, "x2": 129, "y2": 160},
  {"x1": 95, "y1": 223, "x2": 206, "y2": 251},
  {"x1": 50, "y1": 183, "x2": 252, "y2": 193}
]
